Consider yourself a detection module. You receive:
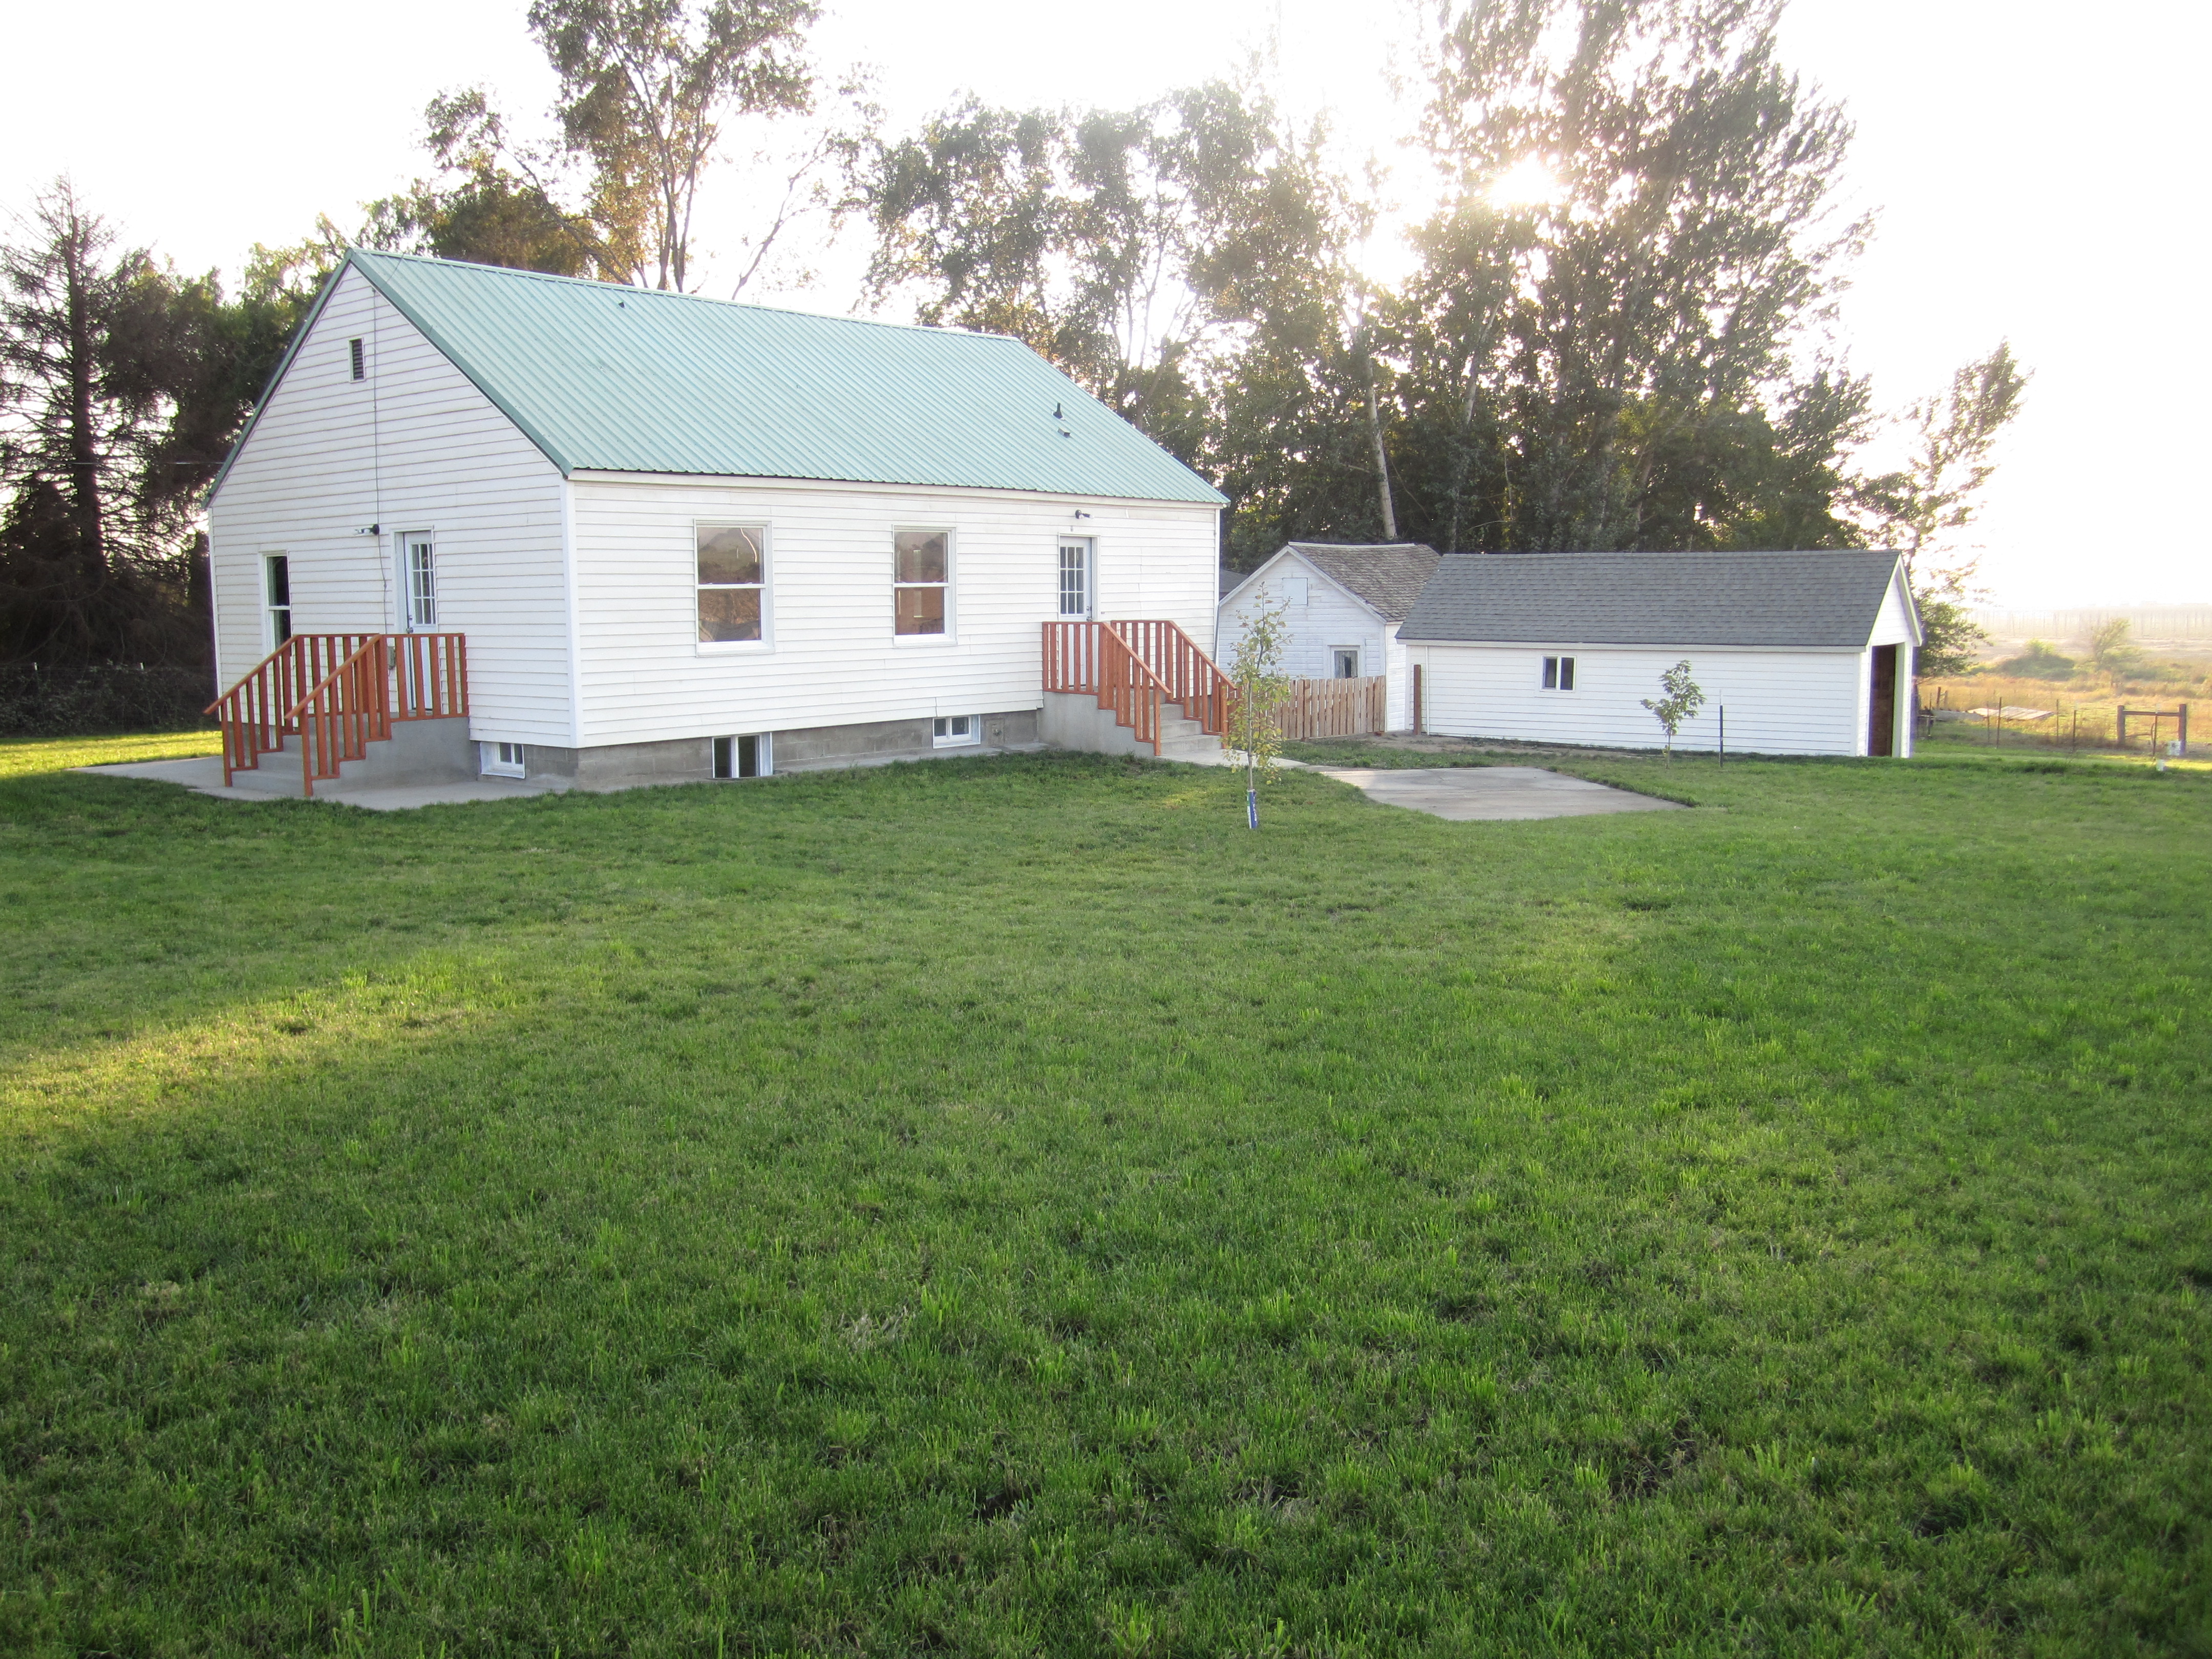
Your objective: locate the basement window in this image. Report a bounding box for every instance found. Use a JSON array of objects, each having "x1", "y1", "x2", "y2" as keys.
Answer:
[
  {"x1": 1543, "y1": 654, "x2": 1577, "y2": 691},
  {"x1": 481, "y1": 741, "x2": 525, "y2": 778},
  {"x1": 713, "y1": 734, "x2": 771, "y2": 778},
  {"x1": 933, "y1": 715, "x2": 979, "y2": 748}
]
